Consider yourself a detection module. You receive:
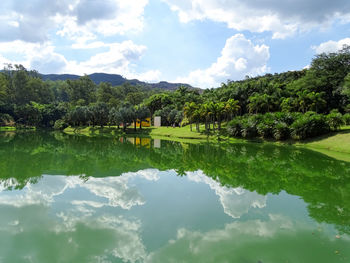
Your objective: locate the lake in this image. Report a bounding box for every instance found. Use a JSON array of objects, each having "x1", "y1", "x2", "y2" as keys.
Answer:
[{"x1": 0, "y1": 131, "x2": 349, "y2": 263}]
